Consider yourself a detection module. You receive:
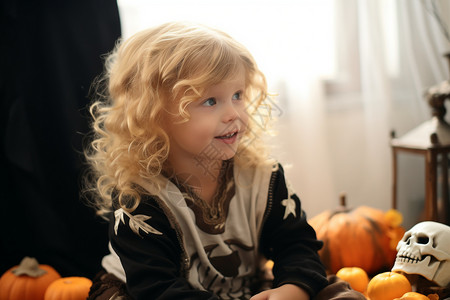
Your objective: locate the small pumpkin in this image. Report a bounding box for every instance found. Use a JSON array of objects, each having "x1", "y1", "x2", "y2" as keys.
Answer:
[
  {"x1": 0, "y1": 257, "x2": 61, "y2": 300},
  {"x1": 367, "y1": 271, "x2": 412, "y2": 300},
  {"x1": 44, "y1": 277, "x2": 92, "y2": 300},
  {"x1": 394, "y1": 292, "x2": 431, "y2": 300},
  {"x1": 335, "y1": 267, "x2": 369, "y2": 294},
  {"x1": 309, "y1": 193, "x2": 405, "y2": 275},
  {"x1": 426, "y1": 294, "x2": 439, "y2": 300}
]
